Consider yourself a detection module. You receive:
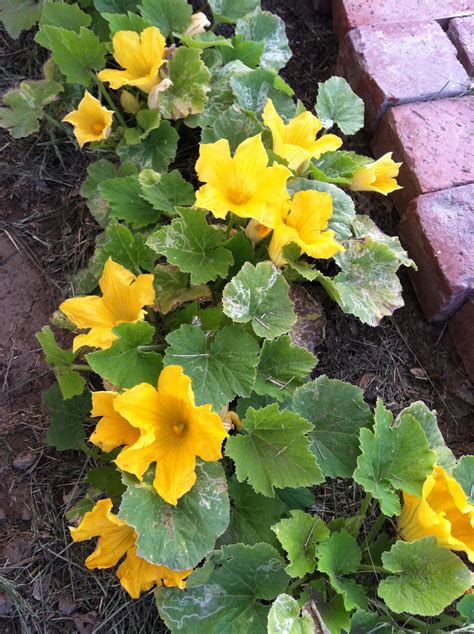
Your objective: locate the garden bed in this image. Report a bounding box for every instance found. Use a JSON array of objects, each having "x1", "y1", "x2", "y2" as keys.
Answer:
[{"x1": 0, "y1": 1, "x2": 473, "y2": 632}]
